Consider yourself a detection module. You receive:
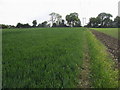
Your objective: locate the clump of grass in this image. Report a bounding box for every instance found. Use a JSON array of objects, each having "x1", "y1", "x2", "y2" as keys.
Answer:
[{"x1": 87, "y1": 31, "x2": 118, "y2": 88}]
